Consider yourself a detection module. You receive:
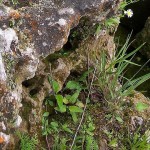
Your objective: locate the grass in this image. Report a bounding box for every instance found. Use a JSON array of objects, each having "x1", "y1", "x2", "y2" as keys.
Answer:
[
  {"x1": 103, "y1": 126, "x2": 150, "y2": 150},
  {"x1": 96, "y1": 34, "x2": 150, "y2": 111},
  {"x1": 125, "y1": 129, "x2": 150, "y2": 150}
]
